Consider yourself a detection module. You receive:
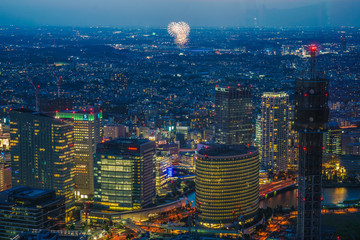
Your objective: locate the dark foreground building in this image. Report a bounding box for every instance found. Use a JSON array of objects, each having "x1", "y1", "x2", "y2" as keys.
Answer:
[
  {"x1": 0, "y1": 186, "x2": 65, "y2": 240},
  {"x1": 12, "y1": 230, "x2": 87, "y2": 240},
  {"x1": 10, "y1": 109, "x2": 75, "y2": 216},
  {"x1": 295, "y1": 47, "x2": 329, "y2": 240}
]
